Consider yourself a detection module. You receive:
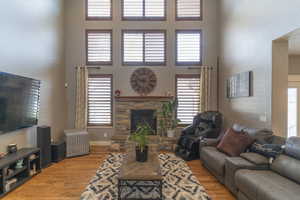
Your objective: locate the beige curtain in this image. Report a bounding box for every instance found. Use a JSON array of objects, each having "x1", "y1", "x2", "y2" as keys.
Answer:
[
  {"x1": 199, "y1": 66, "x2": 212, "y2": 112},
  {"x1": 75, "y1": 66, "x2": 88, "y2": 129}
]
